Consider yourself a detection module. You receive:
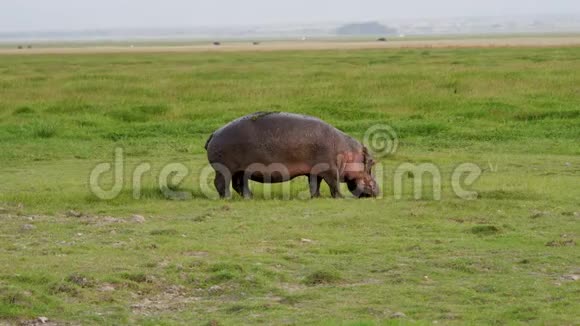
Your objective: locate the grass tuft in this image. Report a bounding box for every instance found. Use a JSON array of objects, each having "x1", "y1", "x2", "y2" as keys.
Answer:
[
  {"x1": 303, "y1": 269, "x2": 342, "y2": 286},
  {"x1": 13, "y1": 106, "x2": 35, "y2": 115},
  {"x1": 108, "y1": 104, "x2": 169, "y2": 123},
  {"x1": 121, "y1": 272, "x2": 149, "y2": 283},
  {"x1": 29, "y1": 121, "x2": 58, "y2": 138},
  {"x1": 149, "y1": 229, "x2": 179, "y2": 236},
  {"x1": 66, "y1": 274, "x2": 95, "y2": 288},
  {"x1": 470, "y1": 225, "x2": 501, "y2": 235}
]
